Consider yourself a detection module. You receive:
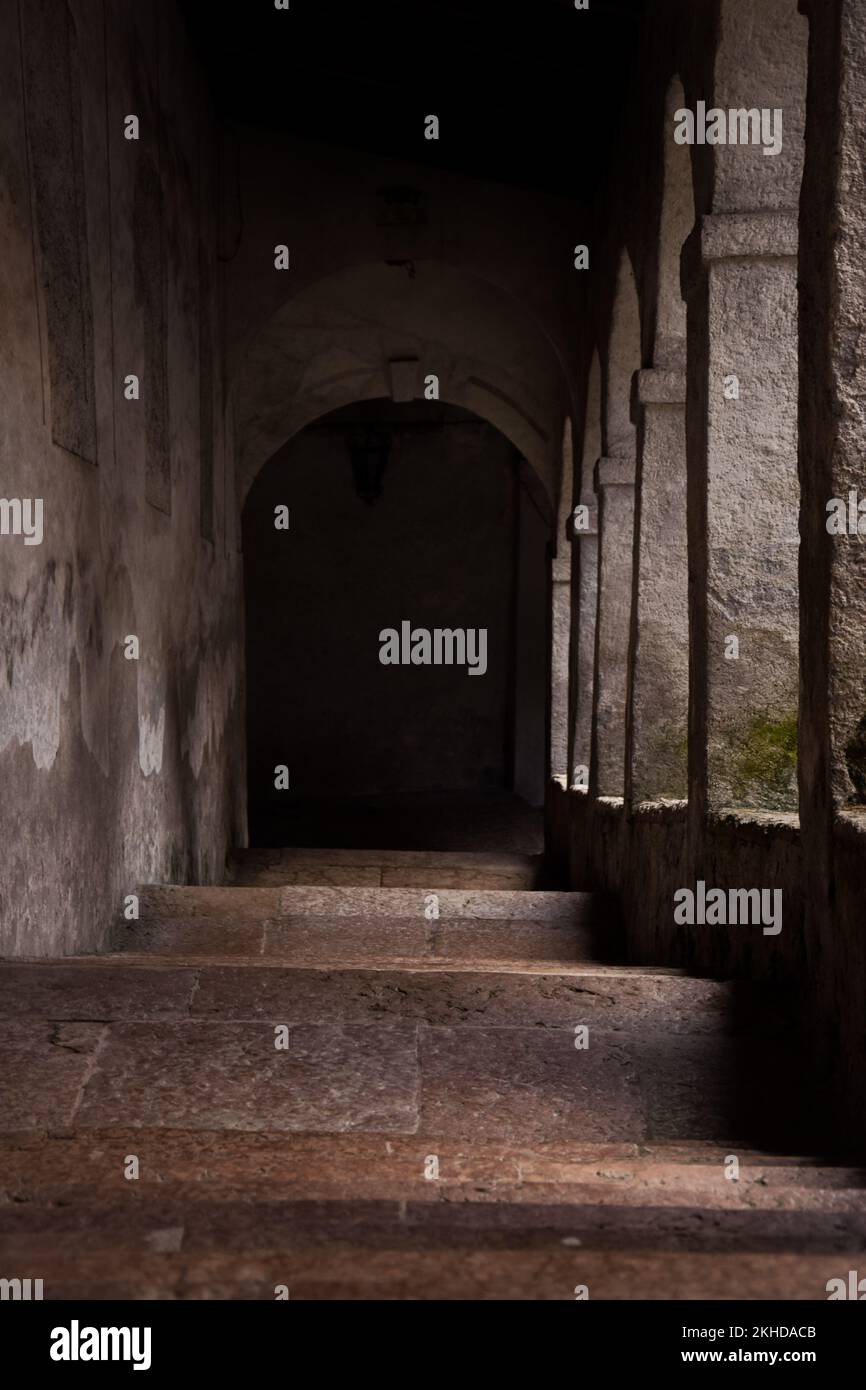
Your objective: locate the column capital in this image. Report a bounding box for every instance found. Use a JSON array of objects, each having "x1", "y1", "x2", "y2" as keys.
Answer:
[
  {"x1": 594, "y1": 456, "x2": 635, "y2": 489},
  {"x1": 635, "y1": 367, "x2": 686, "y2": 406},
  {"x1": 681, "y1": 211, "x2": 799, "y2": 298}
]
